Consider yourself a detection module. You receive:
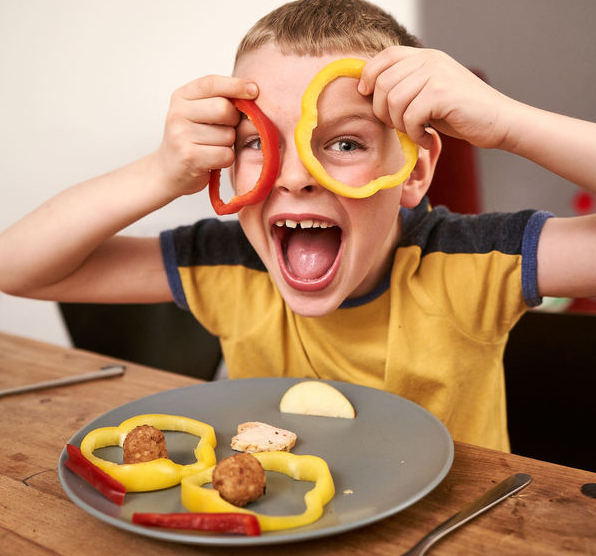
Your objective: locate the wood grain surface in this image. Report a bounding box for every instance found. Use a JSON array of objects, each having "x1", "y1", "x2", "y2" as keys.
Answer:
[{"x1": 0, "y1": 331, "x2": 594, "y2": 555}]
